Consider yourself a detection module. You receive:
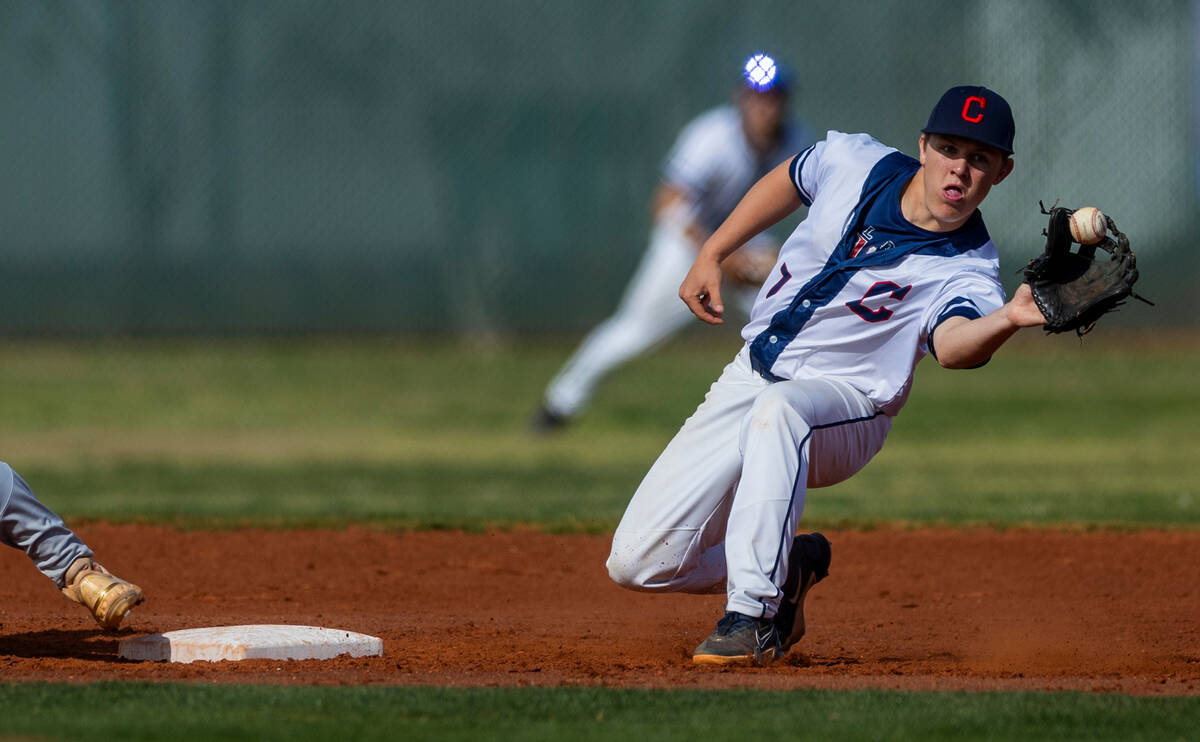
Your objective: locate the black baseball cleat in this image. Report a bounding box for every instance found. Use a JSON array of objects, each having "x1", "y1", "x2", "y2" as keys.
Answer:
[
  {"x1": 530, "y1": 405, "x2": 569, "y2": 434},
  {"x1": 774, "y1": 531, "x2": 832, "y2": 652},
  {"x1": 692, "y1": 611, "x2": 782, "y2": 666}
]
